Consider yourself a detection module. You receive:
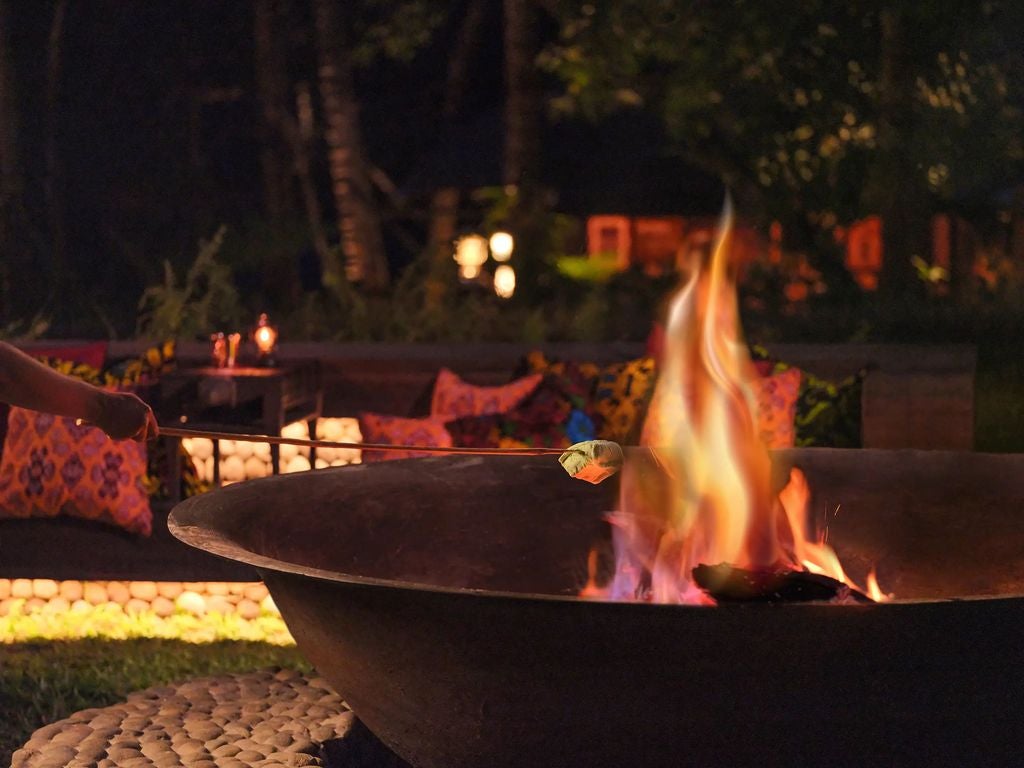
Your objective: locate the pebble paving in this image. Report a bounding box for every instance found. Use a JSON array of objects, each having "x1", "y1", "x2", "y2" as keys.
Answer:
[{"x1": 11, "y1": 669, "x2": 361, "y2": 768}]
